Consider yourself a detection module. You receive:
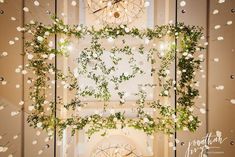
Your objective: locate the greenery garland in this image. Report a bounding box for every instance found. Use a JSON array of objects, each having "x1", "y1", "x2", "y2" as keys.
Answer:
[{"x1": 23, "y1": 16, "x2": 204, "y2": 138}]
